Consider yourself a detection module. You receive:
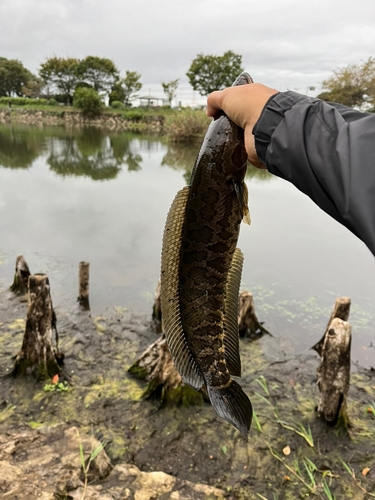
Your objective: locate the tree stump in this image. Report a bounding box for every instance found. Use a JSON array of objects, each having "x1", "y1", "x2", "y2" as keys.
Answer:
[
  {"x1": 9, "y1": 255, "x2": 31, "y2": 295},
  {"x1": 128, "y1": 335, "x2": 203, "y2": 405},
  {"x1": 152, "y1": 279, "x2": 162, "y2": 322},
  {"x1": 78, "y1": 261, "x2": 90, "y2": 310},
  {"x1": 13, "y1": 274, "x2": 60, "y2": 379},
  {"x1": 317, "y1": 317, "x2": 351, "y2": 424},
  {"x1": 238, "y1": 291, "x2": 269, "y2": 338},
  {"x1": 313, "y1": 297, "x2": 351, "y2": 355}
]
